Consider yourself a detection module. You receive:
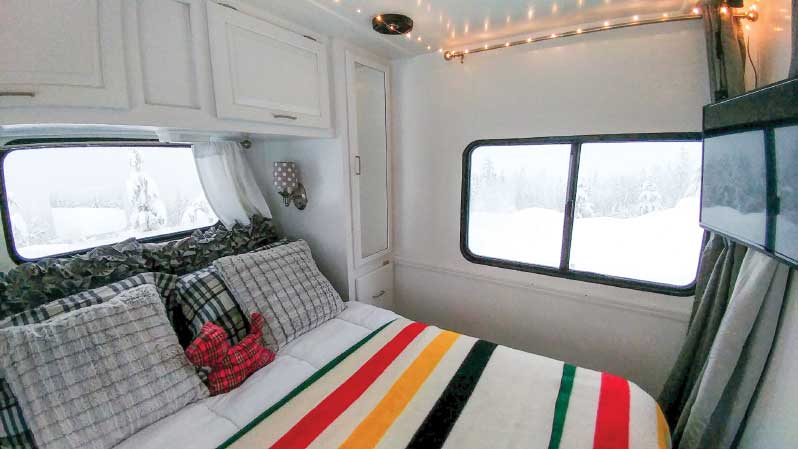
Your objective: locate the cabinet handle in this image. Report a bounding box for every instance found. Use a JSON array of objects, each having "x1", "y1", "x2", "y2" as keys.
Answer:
[
  {"x1": 0, "y1": 92, "x2": 35, "y2": 97},
  {"x1": 372, "y1": 290, "x2": 386, "y2": 299},
  {"x1": 273, "y1": 113, "x2": 298, "y2": 120},
  {"x1": 354, "y1": 156, "x2": 361, "y2": 175}
]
